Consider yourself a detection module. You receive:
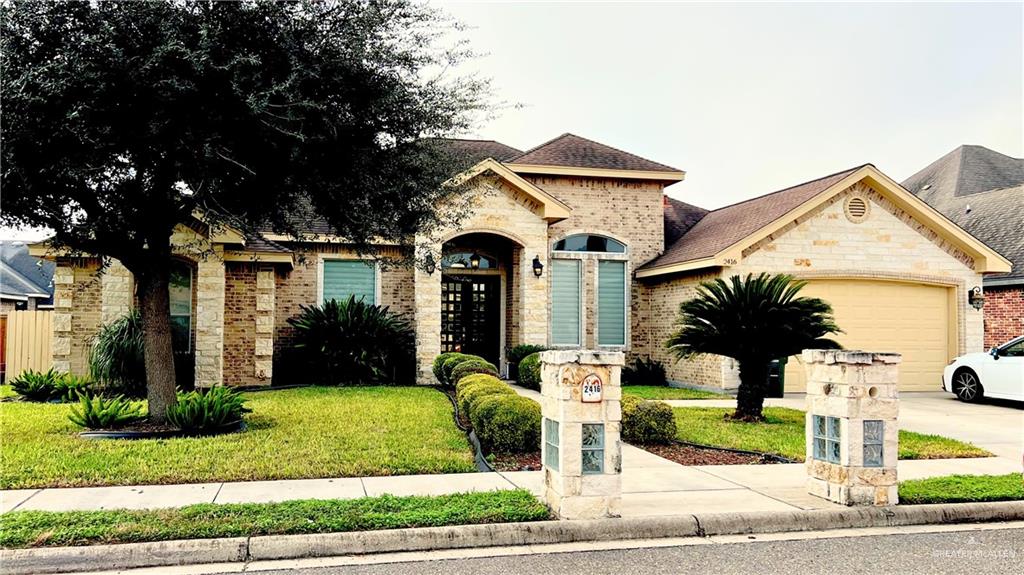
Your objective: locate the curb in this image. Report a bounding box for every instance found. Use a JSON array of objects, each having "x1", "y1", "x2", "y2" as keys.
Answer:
[{"x1": 4, "y1": 501, "x2": 1023, "y2": 574}]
